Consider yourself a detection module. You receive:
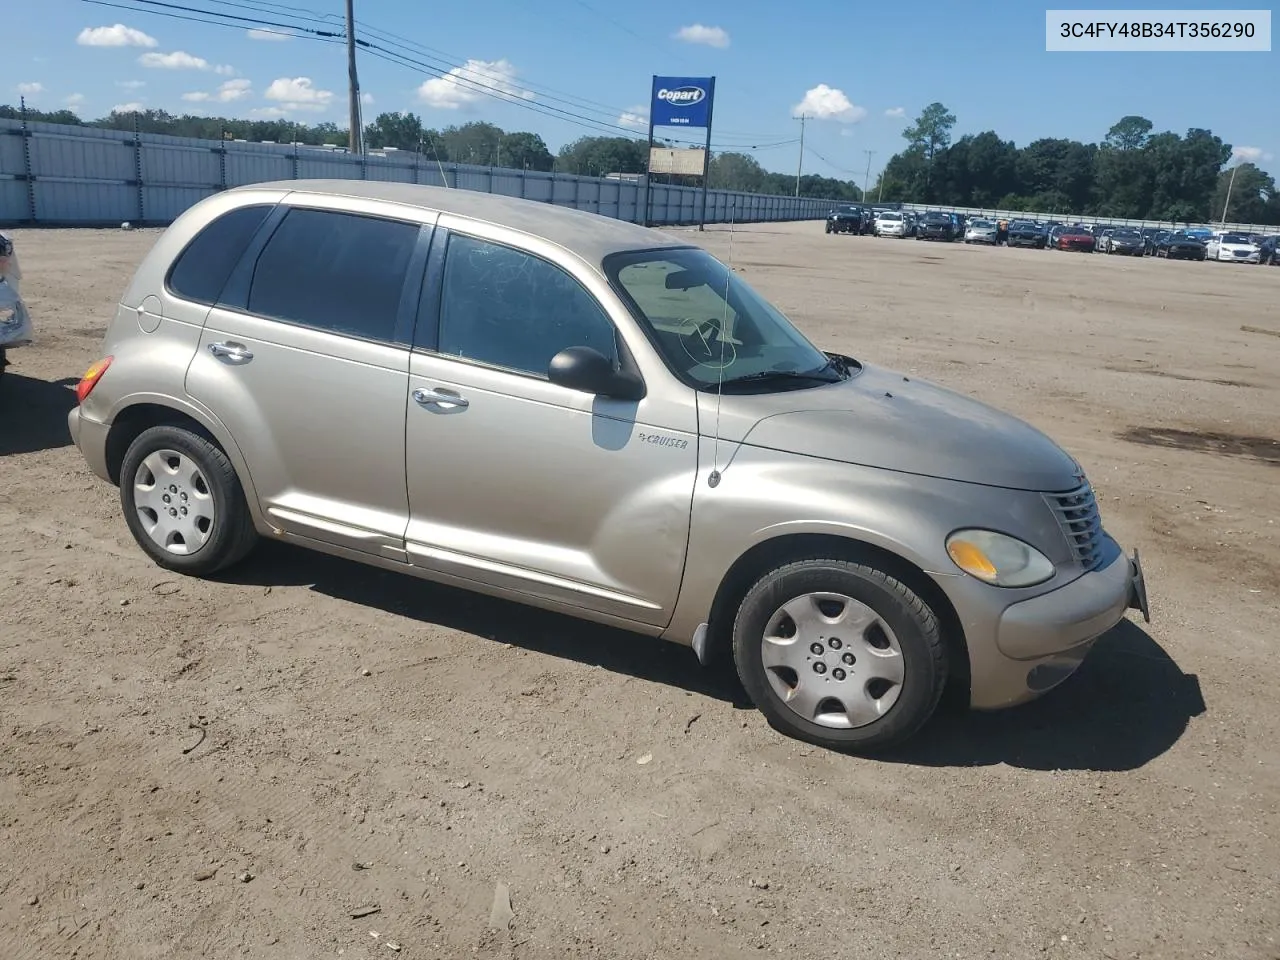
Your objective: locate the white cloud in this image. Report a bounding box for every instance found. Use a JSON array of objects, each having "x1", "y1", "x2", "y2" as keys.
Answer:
[
  {"x1": 112, "y1": 102, "x2": 145, "y2": 113},
  {"x1": 214, "y1": 64, "x2": 236, "y2": 76},
  {"x1": 884, "y1": 106, "x2": 905, "y2": 118},
  {"x1": 674, "y1": 24, "x2": 730, "y2": 48},
  {"x1": 249, "y1": 106, "x2": 289, "y2": 118},
  {"x1": 116, "y1": 79, "x2": 146, "y2": 90},
  {"x1": 65, "y1": 93, "x2": 86, "y2": 111},
  {"x1": 618, "y1": 105, "x2": 648, "y2": 130},
  {"x1": 183, "y1": 78, "x2": 252, "y2": 103},
  {"x1": 77, "y1": 24, "x2": 158, "y2": 47},
  {"x1": 264, "y1": 76, "x2": 334, "y2": 112},
  {"x1": 17, "y1": 82, "x2": 44, "y2": 97},
  {"x1": 361, "y1": 92, "x2": 375, "y2": 105},
  {"x1": 840, "y1": 128, "x2": 854, "y2": 138},
  {"x1": 247, "y1": 27, "x2": 292, "y2": 41},
  {"x1": 792, "y1": 84, "x2": 867, "y2": 123},
  {"x1": 1232, "y1": 145, "x2": 1273, "y2": 164},
  {"x1": 139, "y1": 50, "x2": 209, "y2": 70},
  {"x1": 417, "y1": 58, "x2": 532, "y2": 110}
]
